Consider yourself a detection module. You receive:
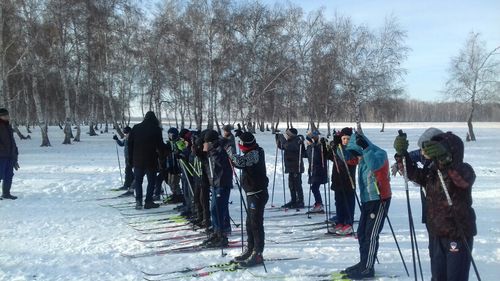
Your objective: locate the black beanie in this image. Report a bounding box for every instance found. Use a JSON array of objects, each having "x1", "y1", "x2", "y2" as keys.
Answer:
[
  {"x1": 204, "y1": 129, "x2": 219, "y2": 143},
  {"x1": 239, "y1": 132, "x2": 255, "y2": 146},
  {"x1": 123, "y1": 126, "x2": 131, "y2": 134},
  {"x1": 340, "y1": 127, "x2": 353, "y2": 136},
  {"x1": 286, "y1": 128, "x2": 298, "y2": 137},
  {"x1": 222, "y1": 124, "x2": 233, "y2": 132},
  {"x1": 0, "y1": 108, "x2": 9, "y2": 116}
]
